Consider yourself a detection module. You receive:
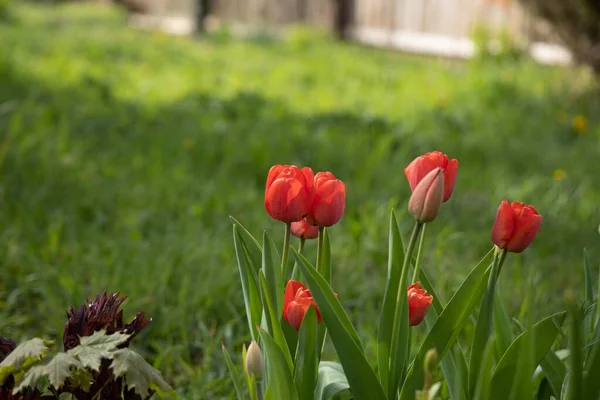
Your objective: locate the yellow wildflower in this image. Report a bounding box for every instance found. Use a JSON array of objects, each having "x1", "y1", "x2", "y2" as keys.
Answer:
[
  {"x1": 553, "y1": 169, "x2": 566, "y2": 181},
  {"x1": 572, "y1": 115, "x2": 587, "y2": 133}
]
